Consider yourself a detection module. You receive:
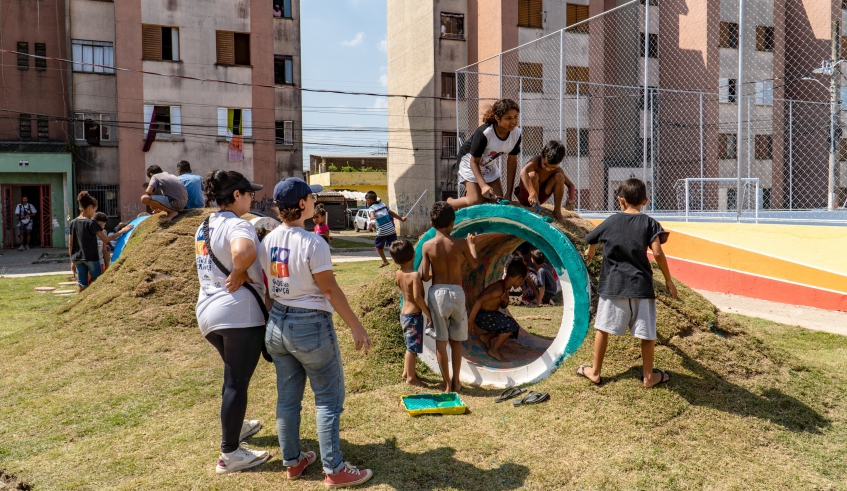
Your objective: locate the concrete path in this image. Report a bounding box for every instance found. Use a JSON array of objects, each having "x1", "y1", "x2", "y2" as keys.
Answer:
[
  {"x1": 0, "y1": 248, "x2": 71, "y2": 276},
  {"x1": 696, "y1": 290, "x2": 847, "y2": 337},
  {"x1": 331, "y1": 251, "x2": 382, "y2": 263}
]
